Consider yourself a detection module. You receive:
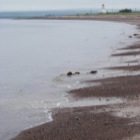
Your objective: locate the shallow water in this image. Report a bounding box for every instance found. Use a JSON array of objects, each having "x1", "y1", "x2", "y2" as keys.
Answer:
[{"x1": 0, "y1": 19, "x2": 137, "y2": 139}]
